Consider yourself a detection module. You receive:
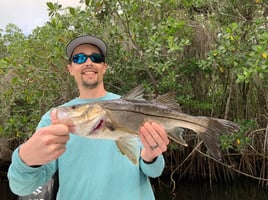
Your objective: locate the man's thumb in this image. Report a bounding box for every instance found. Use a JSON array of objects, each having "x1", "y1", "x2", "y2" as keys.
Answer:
[{"x1": 50, "y1": 108, "x2": 58, "y2": 124}]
